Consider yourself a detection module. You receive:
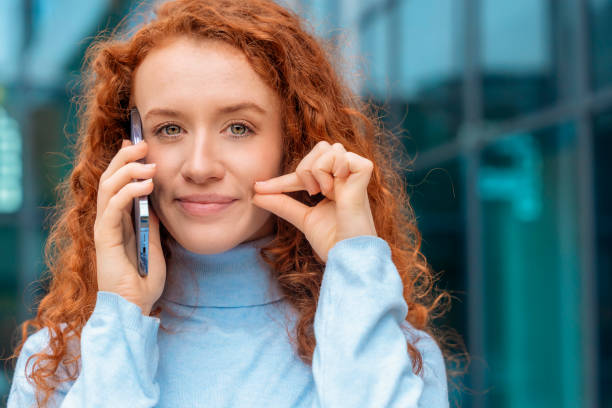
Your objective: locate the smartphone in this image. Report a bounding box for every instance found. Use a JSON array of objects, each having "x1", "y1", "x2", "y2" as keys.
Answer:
[{"x1": 130, "y1": 108, "x2": 149, "y2": 277}]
